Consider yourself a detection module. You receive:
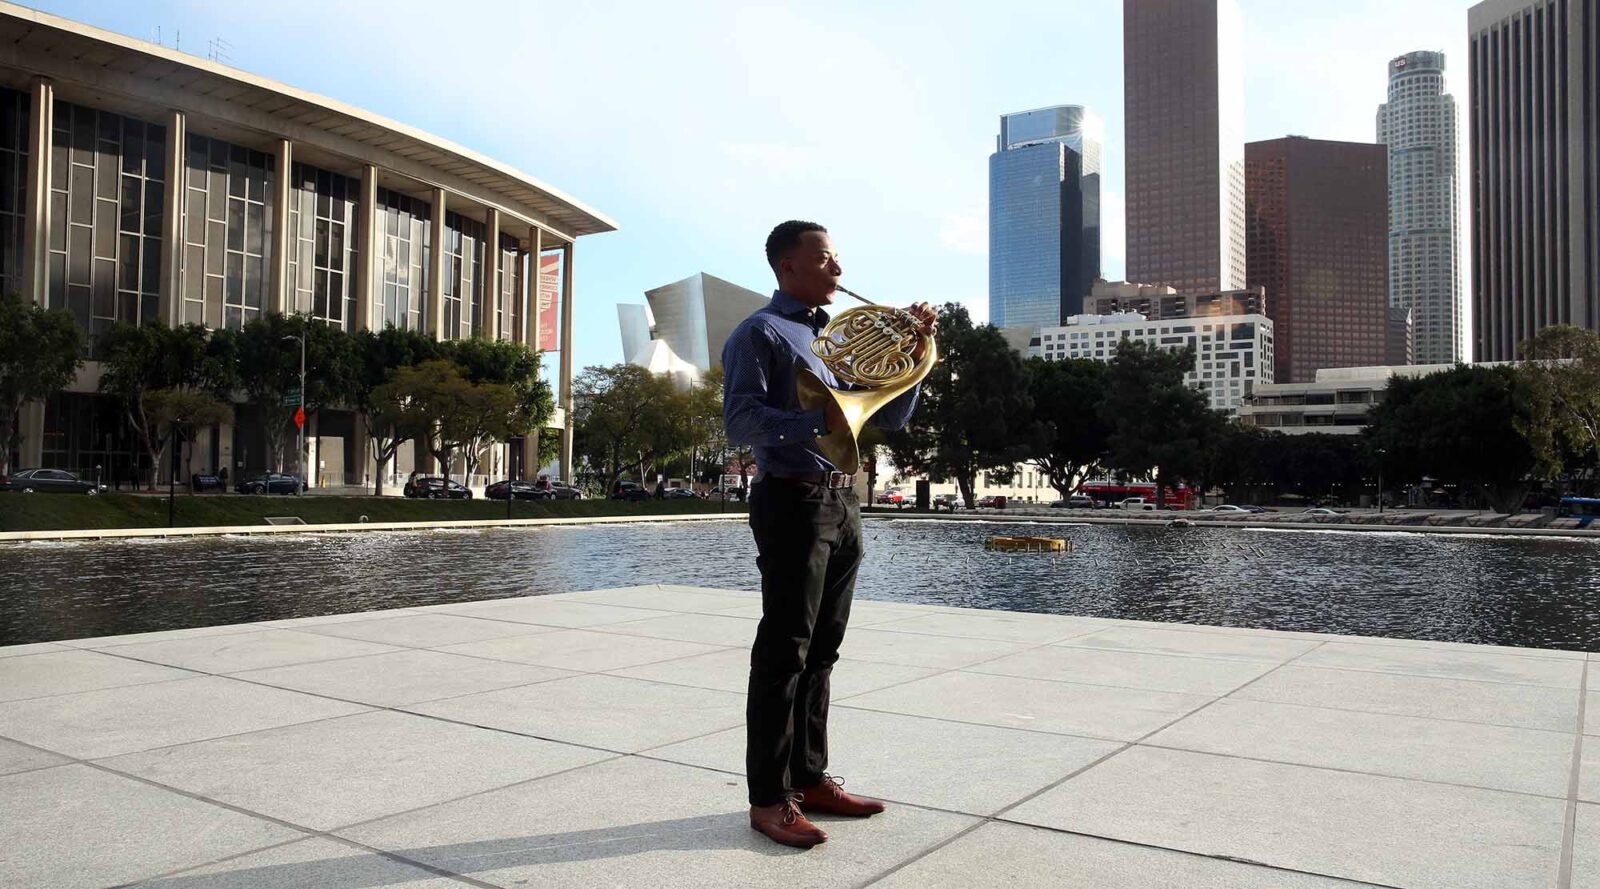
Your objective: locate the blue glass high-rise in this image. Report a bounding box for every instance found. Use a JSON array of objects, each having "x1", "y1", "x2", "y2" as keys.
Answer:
[{"x1": 988, "y1": 105, "x2": 1103, "y2": 328}]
